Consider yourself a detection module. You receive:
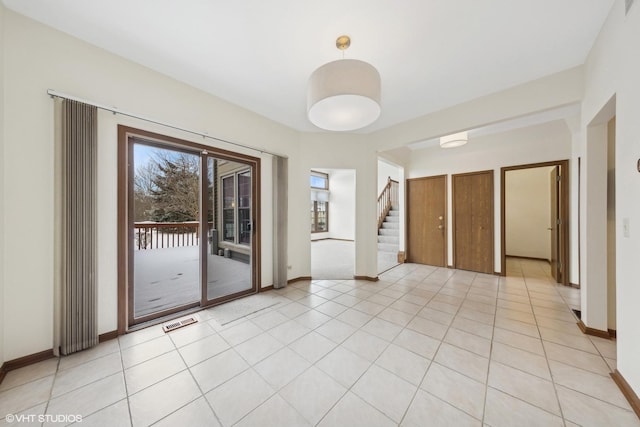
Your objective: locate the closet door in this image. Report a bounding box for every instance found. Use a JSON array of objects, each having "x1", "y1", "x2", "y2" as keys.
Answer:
[
  {"x1": 453, "y1": 171, "x2": 494, "y2": 274},
  {"x1": 407, "y1": 175, "x2": 447, "y2": 266}
]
